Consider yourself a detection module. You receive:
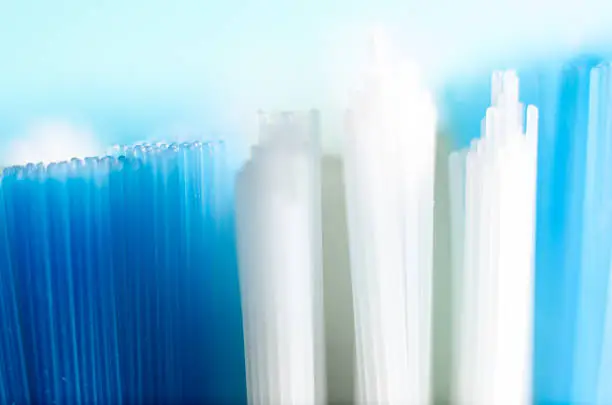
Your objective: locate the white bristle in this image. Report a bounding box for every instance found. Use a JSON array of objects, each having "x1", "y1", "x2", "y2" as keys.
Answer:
[
  {"x1": 235, "y1": 111, "x2": 326, "y2": 405},
  {"x1": 449, "y1": 70, "x2": 538, "y2": 405},
  {"x1": 344, "y1": 30, "x2": 437, "y2": 405}
]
